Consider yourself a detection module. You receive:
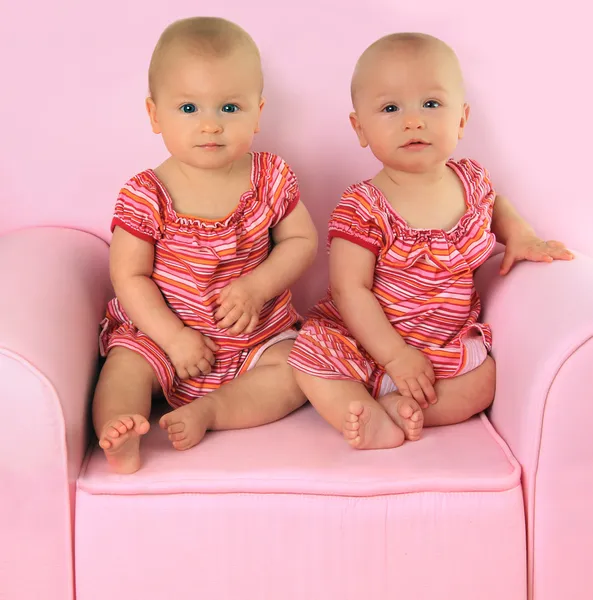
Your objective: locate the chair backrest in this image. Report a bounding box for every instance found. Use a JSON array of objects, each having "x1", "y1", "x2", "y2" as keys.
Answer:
[{"x1": 0, "y1": 1, "x2": 589, "y2": 310}]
